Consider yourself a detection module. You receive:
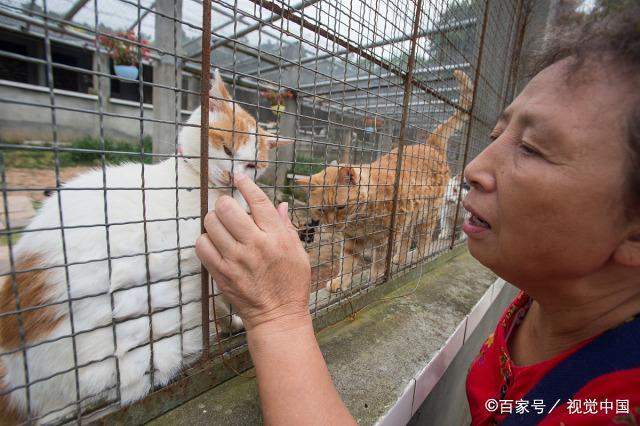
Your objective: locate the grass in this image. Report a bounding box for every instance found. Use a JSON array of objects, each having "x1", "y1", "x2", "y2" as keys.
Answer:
[
  {"x1": 3, "y1": 136, "x2": 153, "y2": 169},
  {"x1": 291, "y1": 153, "x2": 326, "y2": 176},
  {"x1": 282, "y1": 153, "x2": 327, "y2": 202}
]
